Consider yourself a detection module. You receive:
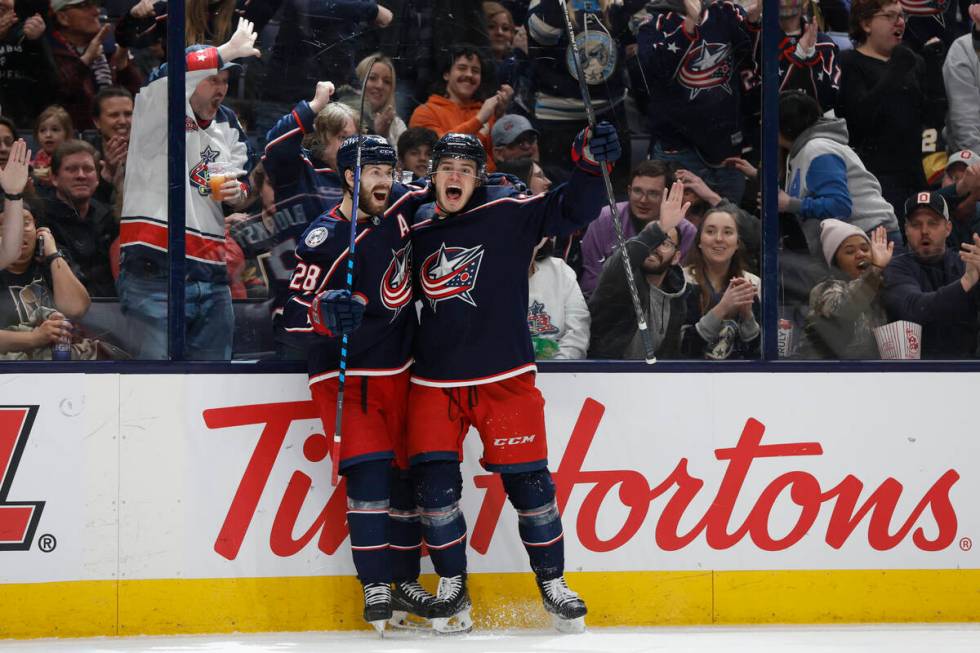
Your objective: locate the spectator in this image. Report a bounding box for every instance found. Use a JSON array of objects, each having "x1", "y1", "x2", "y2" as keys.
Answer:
[
  {"x1": 495, "y1": 157, "x2": 552, "y2": 195},
  {"x1": 637, "y1": 0, "x2": 758, "y2": 203},
  {"x1": 527, "y1": 0, "x2": 631, "y2": 189},
  {"x1": 48, "y1": 0, "x2": 142, "y2": 130},
  {"x1": 938, "y1": 151, "x2": 980, "y2": 249},
  {"x1": 0, "y1": 0, "x2": 57, "y2": 127},
  {"x1": 491, "y1": 114, "x2": 539, "y2": 163},
  {"x1": 396, "y1": 127, "x2": 438, "y2": 180},
  {"x1": 186, "y1": 0, "x2": 235, "y2": 45},
  {"x1": 0, "y1": 138, "x2": 31, "y2": 271},
  {"x1": 262, "y1": 83, "x2": 354, "y2": 354},
  {"x1": 409, "y1": 44, "x2": 512, "y2": 171},
  {"x1": 89, "y1": 87, "x2": 133, "y2": 156},
  {"x1": 351, "y1": 54, "x2": 407, "y2": 147},
  {"x1": 882, "y1": 191, "x2": 980, "y2": 358},
  {"x1": 680, "y1": 207, "x2": 761, "y2": 359},
  {"x1": 31, "y1": 106, "x2": 74, "y2": 189},
  {"x1": 262, "y1": 0, "x2": 393, "y2": 115},
  {"x1": 528, "y1": 238, "x2": 589, "y2": 359},
  {"x1": 800, "y1": 221, "x2": 893, "y2": 359},
  {"x1": 43, "y1": 140, "x2": 117, "y2": 297},
  {"x1": 778, "y1": 91, "x2": 900, "y2": 256},
  {"x1": 483, "y1": 1, "x2": 533, "y2": 115},
  {"x1": 579, "y1": 160, "x2": 696, "y2": 297},
  {"x1": 838, "y1": 0, "x2": 946, "y2": 225},
  {"x1": 118, "y1": 23, "x2": 259, "y2": 360},
  {"x1": 0, "y1": 200, "x2": 91, "y2": 357},
  {"x1": 588, "y1": 181, "x2": 692, "y2": 360},
  {"x1": 742, "y1": 0, "x2": 840, "y2": 159},
  {"x1": 943, "y1": 13, "x2": 980, "y2": 156}
]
